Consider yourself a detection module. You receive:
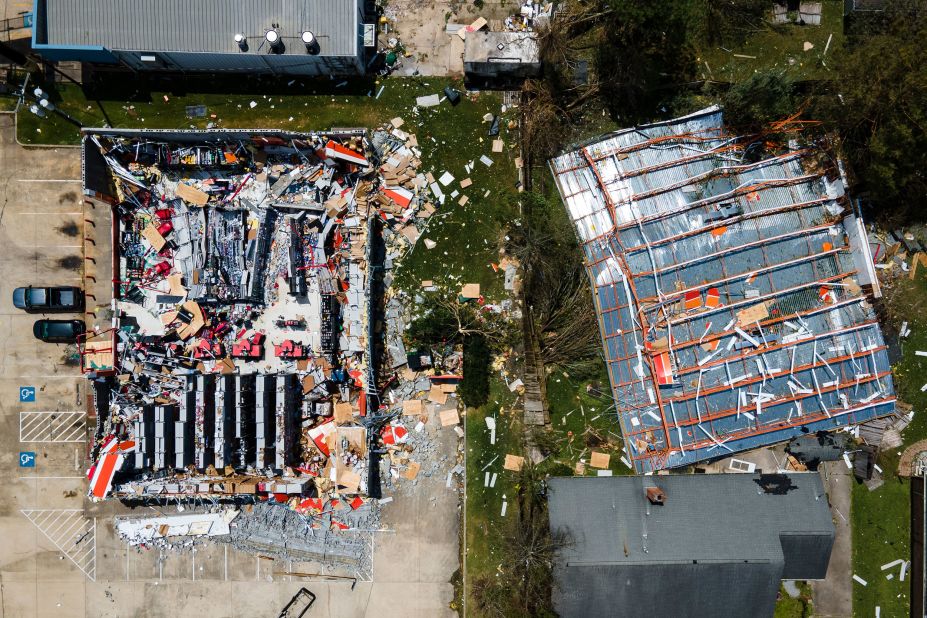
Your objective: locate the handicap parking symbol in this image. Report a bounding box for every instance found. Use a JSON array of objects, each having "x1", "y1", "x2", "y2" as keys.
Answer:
[
  {"x1": 19, "y1": 452, "x2": 36, "y2": 468},
  {"x1": 19, "y1": 386, "x2": 35, "y2": 402}
]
